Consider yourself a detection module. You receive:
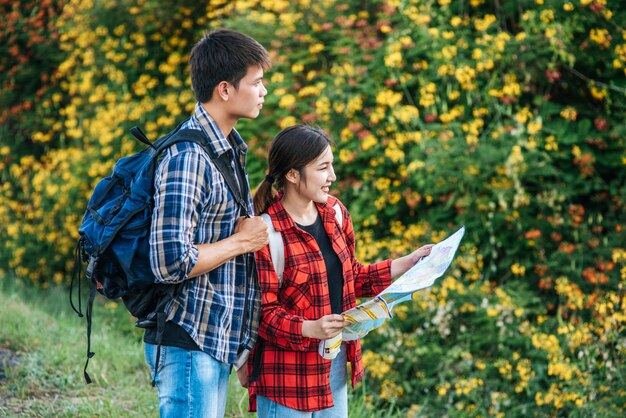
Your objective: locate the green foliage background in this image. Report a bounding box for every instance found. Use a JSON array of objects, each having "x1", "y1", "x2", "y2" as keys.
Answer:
[{"x1": 1, "y1": 0, "x2": 625, "y2": 415}]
